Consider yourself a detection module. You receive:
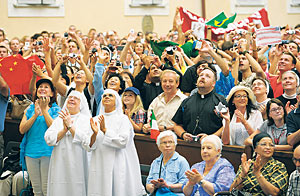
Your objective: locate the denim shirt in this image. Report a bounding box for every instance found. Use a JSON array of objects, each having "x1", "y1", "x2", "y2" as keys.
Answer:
[{"x1": 146, "y1": 151, "x2": 190, "y2": 196}]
